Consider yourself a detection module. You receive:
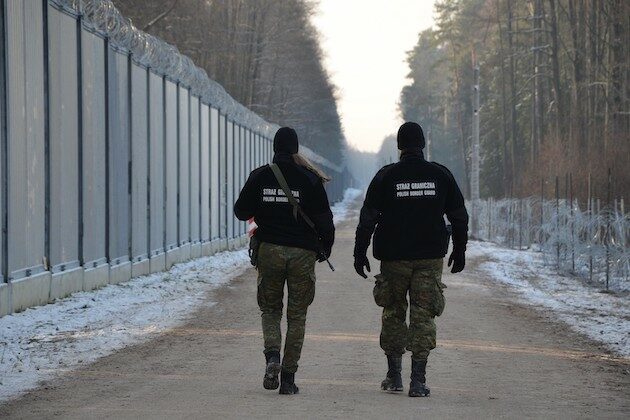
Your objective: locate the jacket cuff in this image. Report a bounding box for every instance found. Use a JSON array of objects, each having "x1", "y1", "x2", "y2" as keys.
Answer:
[{"x1": 354, "y1": 232, "x2": 371, "y2": 257}]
